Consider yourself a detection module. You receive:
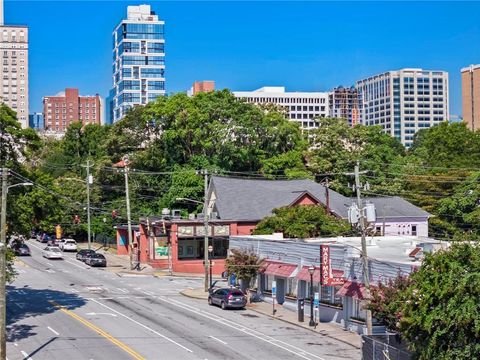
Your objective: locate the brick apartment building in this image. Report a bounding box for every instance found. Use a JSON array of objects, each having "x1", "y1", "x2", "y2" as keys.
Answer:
[{"x1": 43, "y1": 88, "x2": 103, "y2": 133}]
